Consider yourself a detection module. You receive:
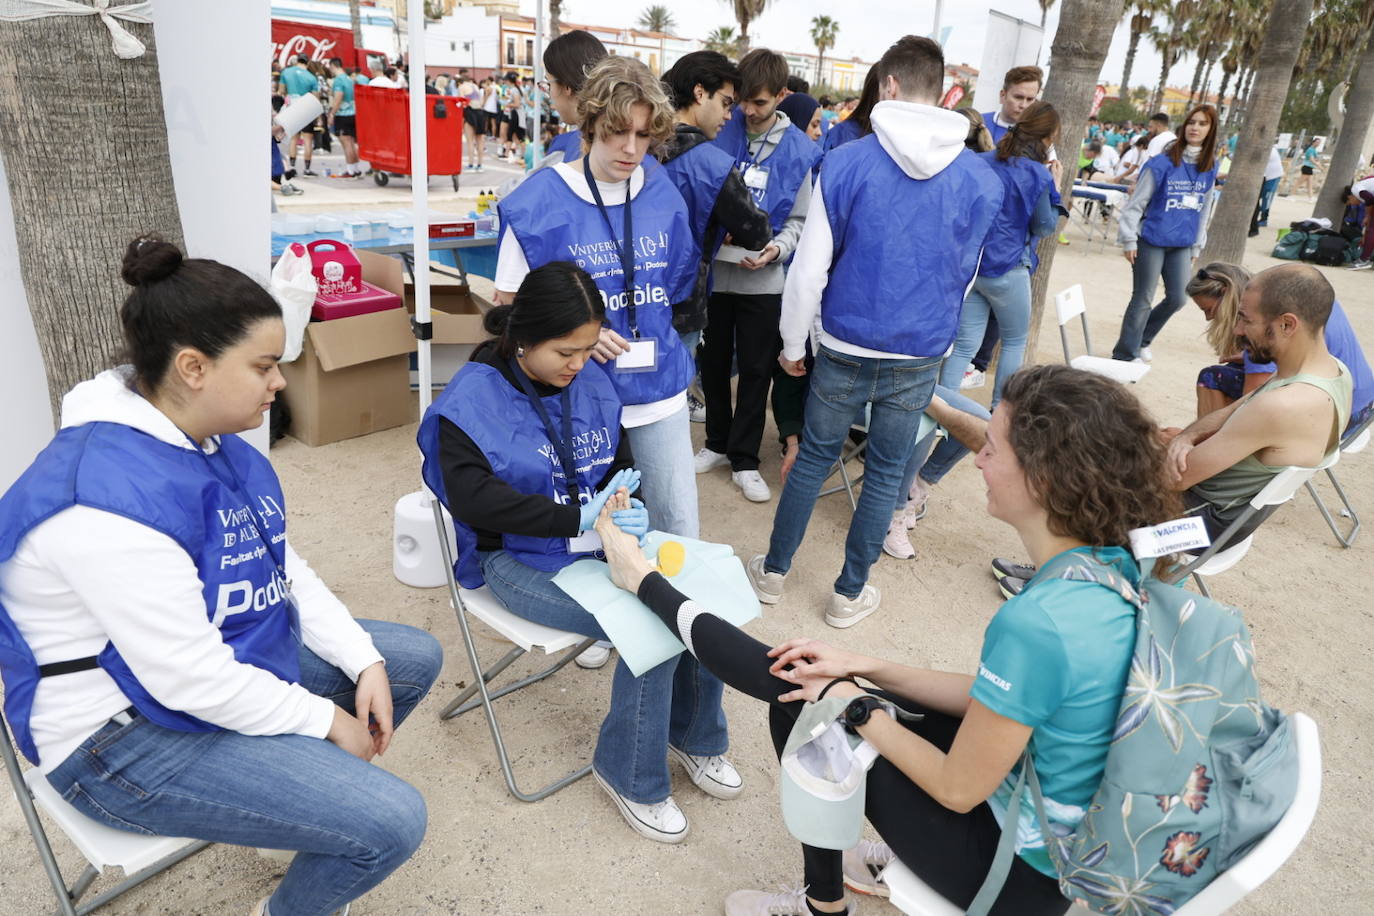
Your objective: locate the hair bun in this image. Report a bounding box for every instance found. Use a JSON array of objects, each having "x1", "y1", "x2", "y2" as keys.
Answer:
[
  {"x1": 121, "y1": 235, "x2": 183, "y2": 287},
  {"x1": 482, "y1": 302, "x2": 514, "y2": 338}
]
